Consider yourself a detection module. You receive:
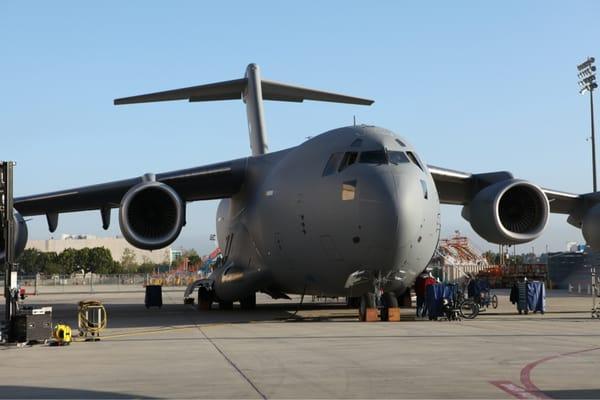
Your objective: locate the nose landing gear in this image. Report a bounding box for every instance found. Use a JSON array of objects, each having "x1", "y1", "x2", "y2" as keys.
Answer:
[
  {"x1": 358, "y1": 293, "x2": 377, "y2": 321},
  {"x1": 357, "y1": 272, "x2": 401, "y2": 322},
  {"x1": 380, "y1": 292, "x2": 400, "y2": 321}
]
